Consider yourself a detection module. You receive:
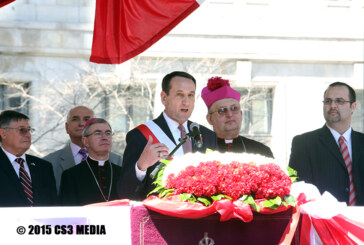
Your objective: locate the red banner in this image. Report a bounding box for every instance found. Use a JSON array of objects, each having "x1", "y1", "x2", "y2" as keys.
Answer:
[
  {"x1": 90, "y1": 0, "x2": 201, "y2": 64},
  {"x1": 0, "y1": 0, "x2": 15, "y2": 8}
]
